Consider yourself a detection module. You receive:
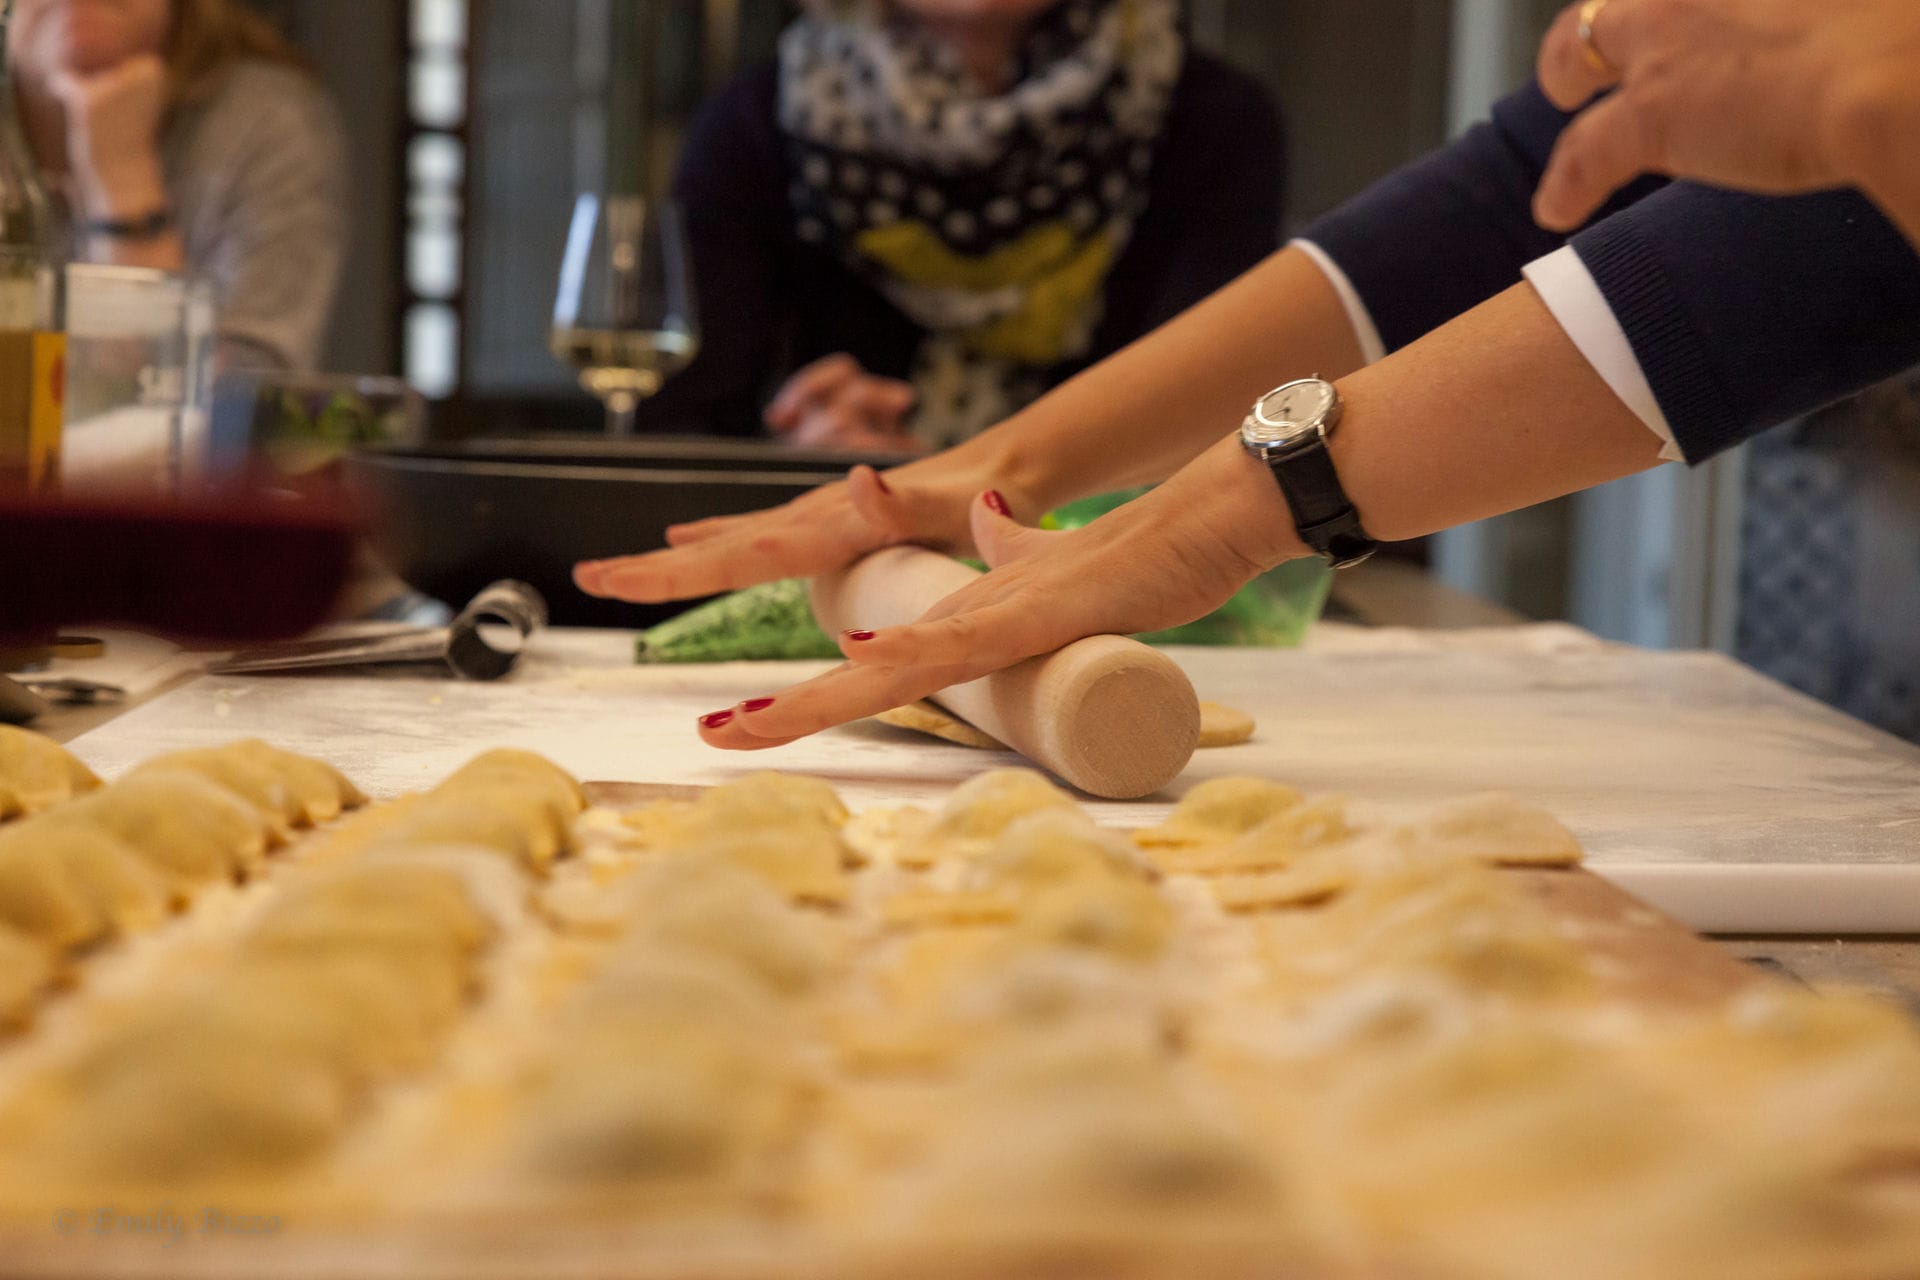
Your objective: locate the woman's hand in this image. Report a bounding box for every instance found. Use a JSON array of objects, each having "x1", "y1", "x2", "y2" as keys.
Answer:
[
  {"x1": 51, "y1": 53, "x2": 170, "y2": 222},
  {"x1": 574, "y1": 436, "x2": 1035, "y2": 604},
  {"x1": 1533, "y1": 0, "x2": 1920, "y2": 241},
  {"x1": 687, "y1": 434, "x2": 1303, "y2": 752},
  {"x1": 764, "y1": 354, "x2": 926, "y2": 453}
]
